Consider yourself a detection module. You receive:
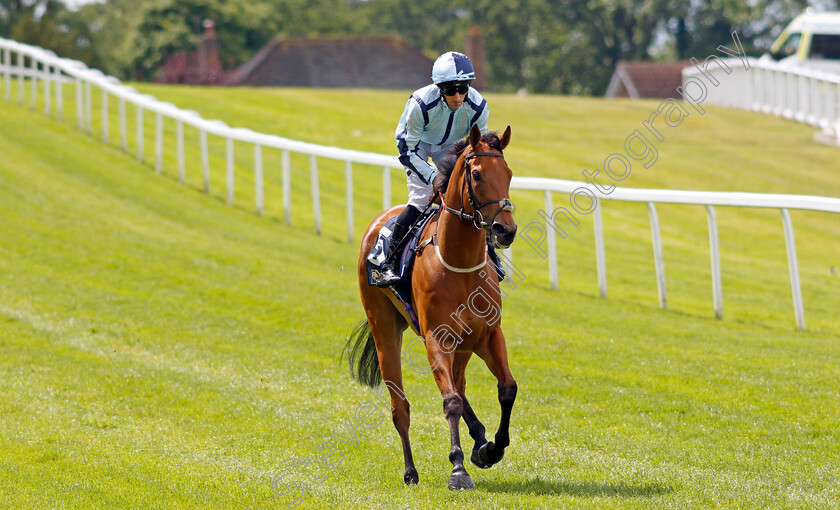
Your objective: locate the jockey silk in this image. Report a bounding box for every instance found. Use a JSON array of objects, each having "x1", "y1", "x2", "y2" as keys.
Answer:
[{"x1": 395, "y1": 84, "x2": 489, "y2": 184}]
